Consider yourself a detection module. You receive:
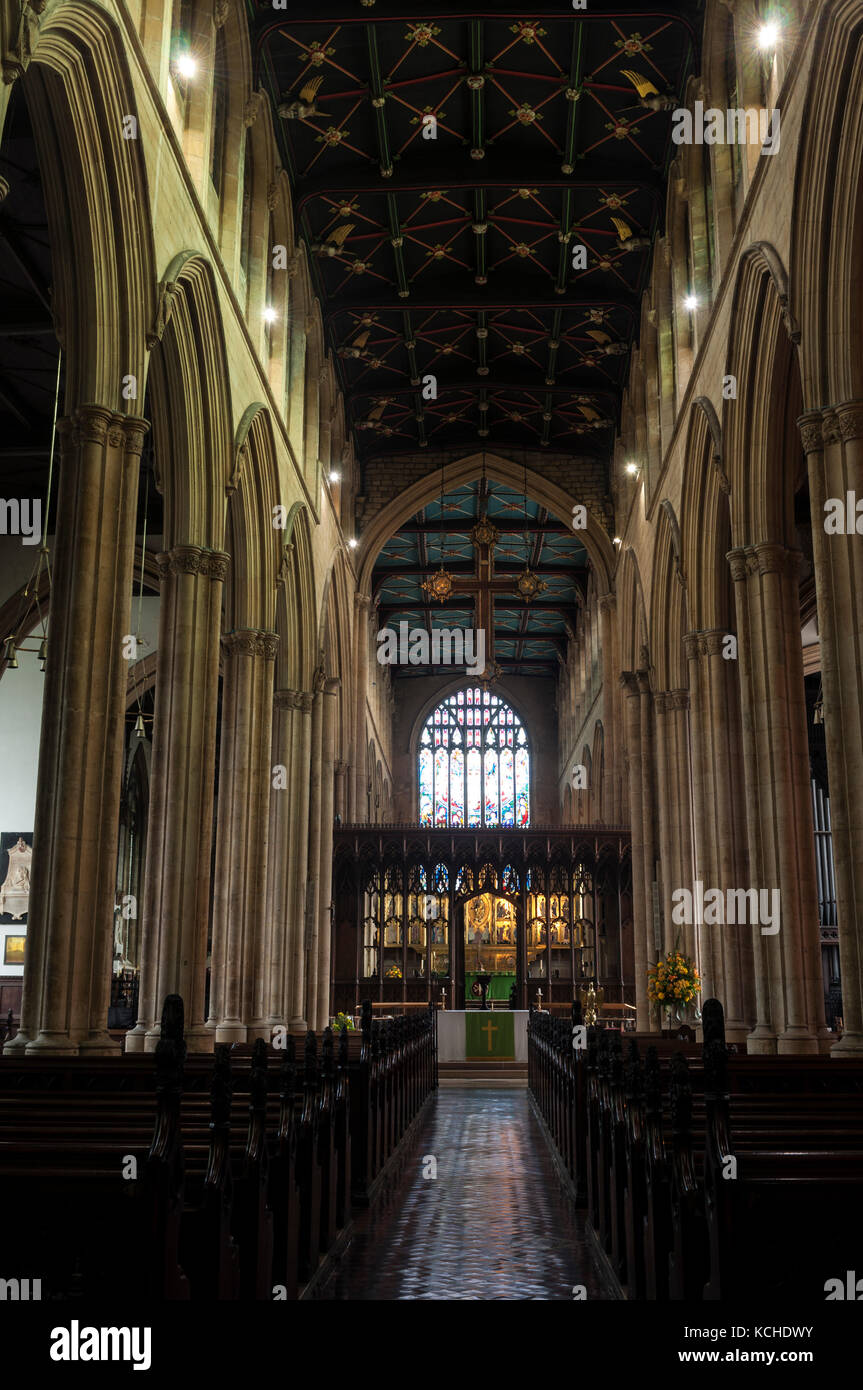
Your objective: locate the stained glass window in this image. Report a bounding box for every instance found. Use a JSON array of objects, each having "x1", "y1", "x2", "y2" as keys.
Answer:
[{"x1": 418, "y1": 688, "x2": 530, "y2": 828}]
